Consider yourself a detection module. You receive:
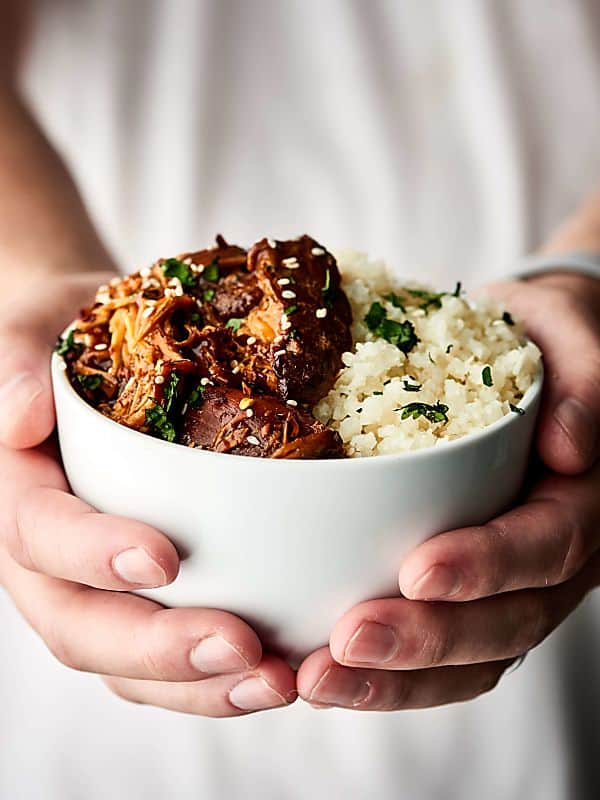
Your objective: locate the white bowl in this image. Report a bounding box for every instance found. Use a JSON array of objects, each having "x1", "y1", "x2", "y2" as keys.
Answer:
[{"x1": 51, "y1": 351, "x2": 543, "y2": 663}]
